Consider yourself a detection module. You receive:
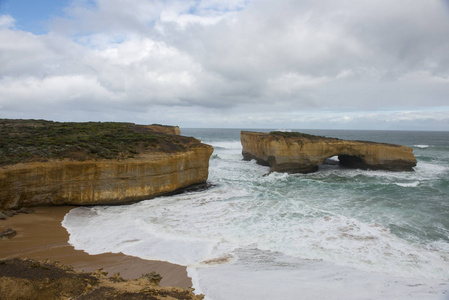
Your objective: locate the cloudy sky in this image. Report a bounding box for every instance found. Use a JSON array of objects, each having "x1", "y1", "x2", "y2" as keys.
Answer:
[{"x1": 1, "y1": 0, "x2": 448, "y2": 130}]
